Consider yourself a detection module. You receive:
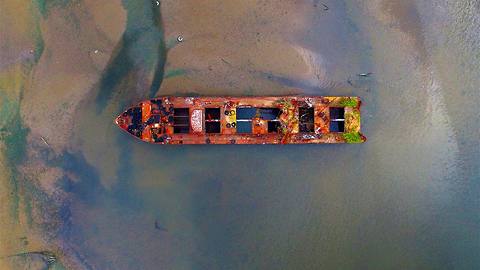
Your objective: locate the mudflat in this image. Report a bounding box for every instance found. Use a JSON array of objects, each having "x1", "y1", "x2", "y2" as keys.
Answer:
[{"x1": 0, "y1": 0, "x2": 479, "y2": 269}]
